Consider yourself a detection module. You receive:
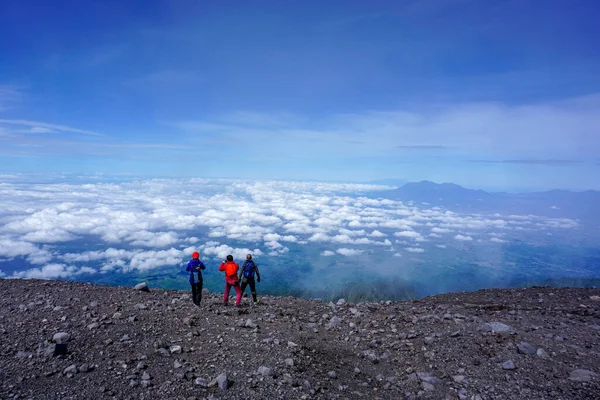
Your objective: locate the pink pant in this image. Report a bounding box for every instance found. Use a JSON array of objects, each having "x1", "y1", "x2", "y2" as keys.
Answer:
[{"x1": 223, "y1": 279, "x2": 242, "y2": 305}]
